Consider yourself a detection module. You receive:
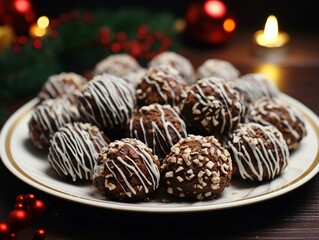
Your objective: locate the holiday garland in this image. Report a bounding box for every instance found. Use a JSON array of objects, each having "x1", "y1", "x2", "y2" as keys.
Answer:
[{"x1": 0, "y1": 8, "x2": 180, "y2": 127}]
